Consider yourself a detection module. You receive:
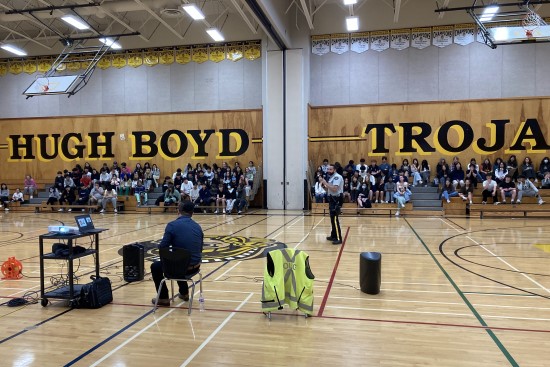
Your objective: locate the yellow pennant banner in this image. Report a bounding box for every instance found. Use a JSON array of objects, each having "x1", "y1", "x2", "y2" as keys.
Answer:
[
  {"x1": 127, "y1": 52, "x2": 143, "y2": 68},
  {"x1": 176, "y1": 47, "x2": 191, "y2": 64},
  {"x1": 0, "y1": 62, "x2": 7, "y2": 76},
  {"x1": 9, "y1": 61, "x2": 23, "y2": 75},
  {"x1": 226, "y1": 43, "x2": 243, "y2": 62},
  {"x1": 192, "y1": 47, "x2": 208, "y2": 64},
  {"x1": 37, "y1": 59, "x2": 52, "y2": 73},
  {"x1": 66, "y1": 58, "x2": 81, "y2": 71},
  {"x1": 112, "y1": 54, "x2": 127, "y2": 69},
  {"x1": 144, "y1": 51, "x2": 159, "y2": 66},
  {"x1": 159, "y1": 49, "x2": 174, "y2": 65},
  {"x1": 97, "y1": 55, "x2": 112, "y2": 70},
  {"x1": 209, "y1": 46, "x2": 225, "y2": 63},
  {"x1": 23, "y1": 60, "x2": 37, "y2": 74},
  {"x1": 244, "y1": 42, "x2": 261, "y2": 60}
]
